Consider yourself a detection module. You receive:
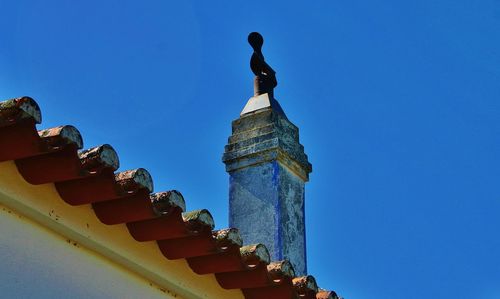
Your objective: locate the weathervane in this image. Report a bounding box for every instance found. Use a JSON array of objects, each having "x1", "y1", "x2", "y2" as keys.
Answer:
[{"x1": 248, "y1": 32, "x2": 277, "y2": 97}]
